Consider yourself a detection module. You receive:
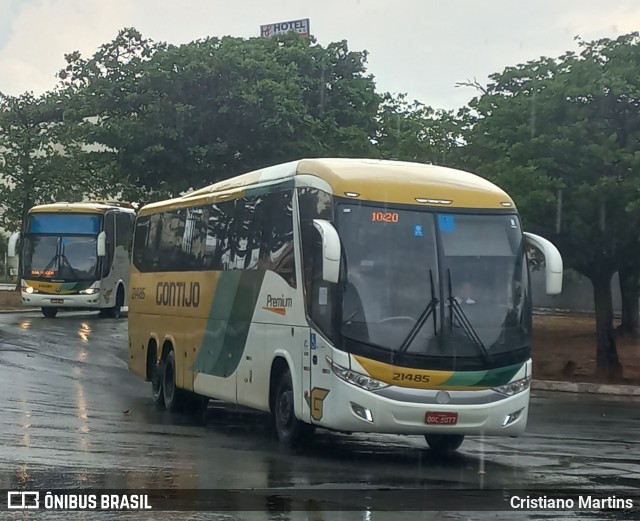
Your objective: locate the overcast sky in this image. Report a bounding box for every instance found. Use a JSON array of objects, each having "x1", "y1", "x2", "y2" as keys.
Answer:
[{"x1": 1, "y1": 0, "x2": 639, "y2": 110}]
